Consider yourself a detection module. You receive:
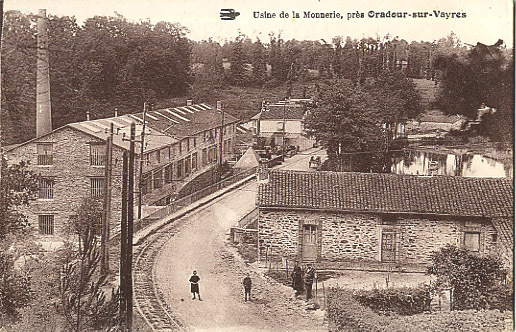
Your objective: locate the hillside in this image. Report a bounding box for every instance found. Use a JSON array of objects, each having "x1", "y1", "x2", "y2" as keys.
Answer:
[{"x1": 412, "y1": 78, "x2": 439, "y2": 109}]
